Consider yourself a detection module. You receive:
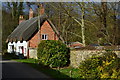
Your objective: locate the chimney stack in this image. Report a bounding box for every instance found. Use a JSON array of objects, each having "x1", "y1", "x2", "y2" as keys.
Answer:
[
  {"x1": 19, "y1": 15, "x2": 25, "y2": 24},
  {"x1": 39, "y1": 4, "x2": 44, "y2": 15},
  {"x1": 29, "y1": 8, "x2": 34, "y2": 19}
]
